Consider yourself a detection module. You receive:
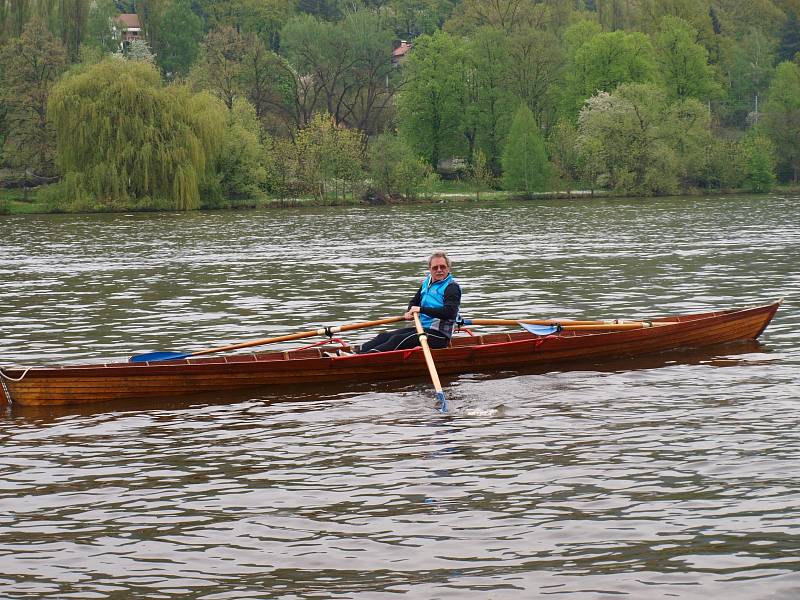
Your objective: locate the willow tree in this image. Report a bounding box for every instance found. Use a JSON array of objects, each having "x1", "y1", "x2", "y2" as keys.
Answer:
[{"x1": 48, "y1": 58, "x2": 225, "y2": 210}]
